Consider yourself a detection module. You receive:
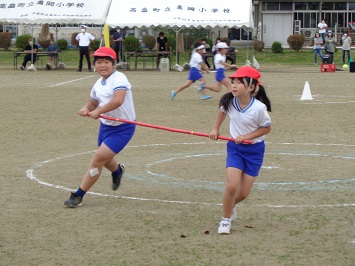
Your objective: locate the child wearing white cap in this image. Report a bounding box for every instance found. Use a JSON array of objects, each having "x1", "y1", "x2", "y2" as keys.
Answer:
[
  {"x1": 171, "y1": 42, "x2": 218, "y2": 100},
  {"x1": 213, "y1": 42, "x2": 237, "y2": 92}
]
